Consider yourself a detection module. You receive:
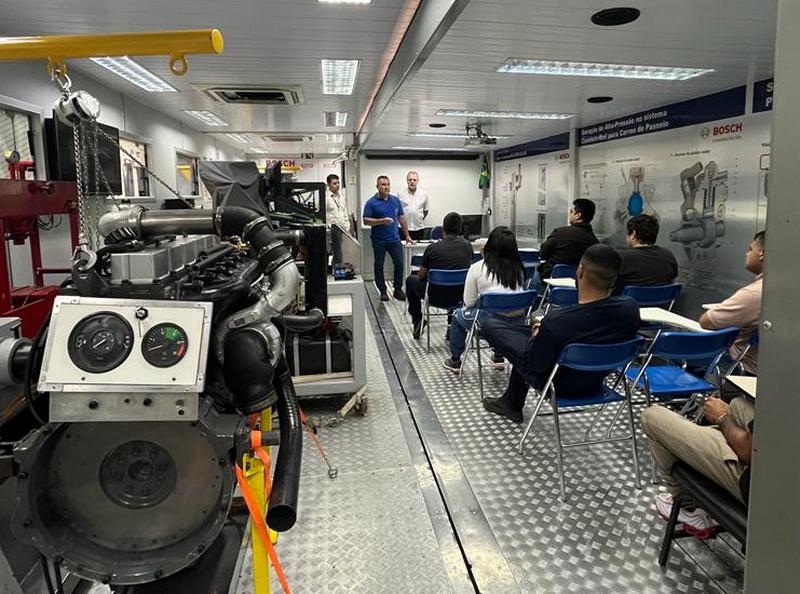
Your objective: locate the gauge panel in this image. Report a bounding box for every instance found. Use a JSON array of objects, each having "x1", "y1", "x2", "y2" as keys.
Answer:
[
  {"x1": 67, "y1": 312, "x2": 134, "y2": 373},
  {"x1": 141, "y1": 323, "x2": 189, "y2": 368}
]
